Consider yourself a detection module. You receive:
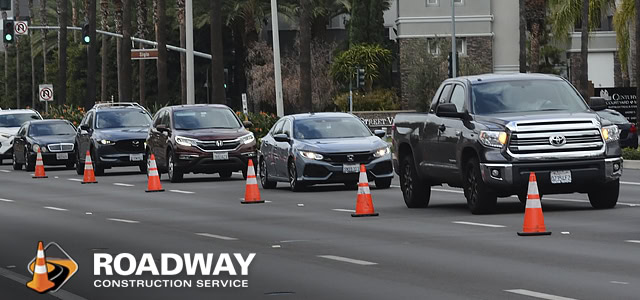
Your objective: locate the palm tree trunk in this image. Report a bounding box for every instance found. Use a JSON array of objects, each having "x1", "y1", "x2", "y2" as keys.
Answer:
[
  {"x1": 155, "y1": 0, "x2": 168, "y2": 105},
  {"x1": 2, "y1": 11, "x2": 8, "y2": 104},
  {"x1": 519, "y1": 0, "x2": 526, "y2": 73},
  {"x1": 530, "y1": 22, "x2": 541, "y2": 73},
  {"x1": 636, "y1": 0, "x2": 640, "y2": 127},
  {"x1": 57, "y1": 0, "x2": 68, "y2": 105},
  {"x1": 232, "y1": 19, "x2": 246, "y2": 105},
  {"x1": 210, "y1": 0, "x2": 225, "y2": 104},
  {"x1": 580, "y1": 0, "x2": 589, "y2": 99},
  {"x1": 177, "y1": 0, "x2": 186, "y2": 104},
  {"x1": 114, "y1": 0, "x2": 123, "y2": 101},
  {"x1": 29, "y1": 0, "x2": 36, "y2": 109},
  {"x1": 40, "y1": 0, "x2": 47, "y2": 83},
  {"x1": 120, "y1": 0, "x2": 133, "y2": 102},
  {"x1": 135, "y1": 0, "x2": 148, "y2": 106},
  {"x1": 14, "y1": 0, "x2": 20, "y2": 108},
  {"x1": 71, "y1": 0, "x2": 77, "y2": 42},
  {"x1": 100, "y1": 0, "x2": 109, "y2": 102},
  {"x1": 86, "y1": 0, "x2": 97, "y2": 109},
  {"x1": 299, "y1": 0, "x2": 313, "y2": 112}
]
